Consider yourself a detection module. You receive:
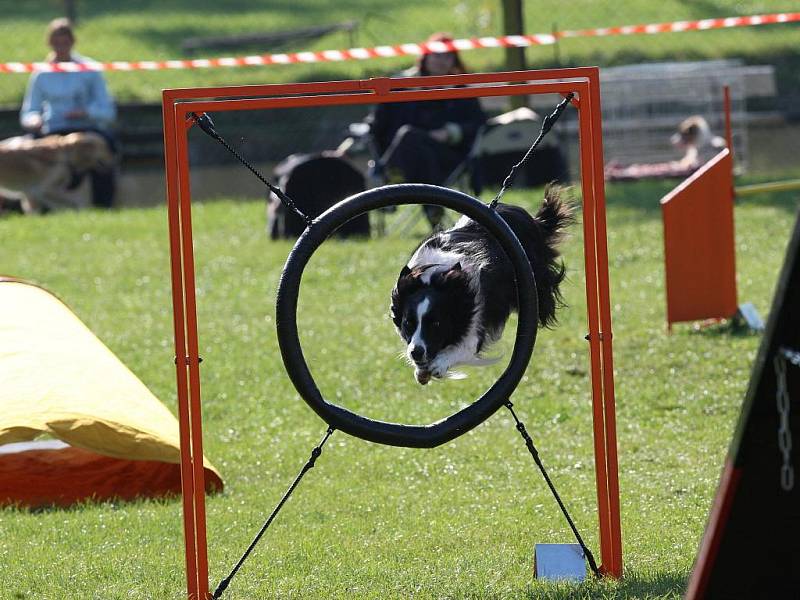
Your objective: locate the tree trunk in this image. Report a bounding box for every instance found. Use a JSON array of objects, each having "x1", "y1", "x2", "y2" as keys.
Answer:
[
  {"x1": 64, "y1": 0, "x2": 77, "y2": 24},
  {"x1": 501, "y1": 0, "x2": 527, "y2": 107}
]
